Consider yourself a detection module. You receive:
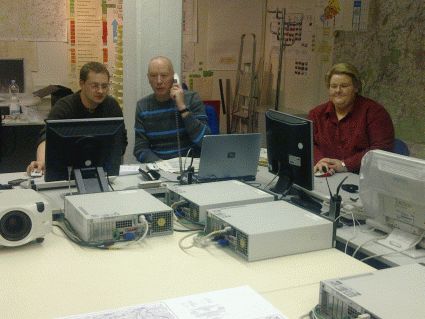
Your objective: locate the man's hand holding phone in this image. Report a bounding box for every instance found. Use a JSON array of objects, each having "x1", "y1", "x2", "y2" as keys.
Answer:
[{"x1": 170, "y1": 73, "x2": 188, "y2": 115}]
